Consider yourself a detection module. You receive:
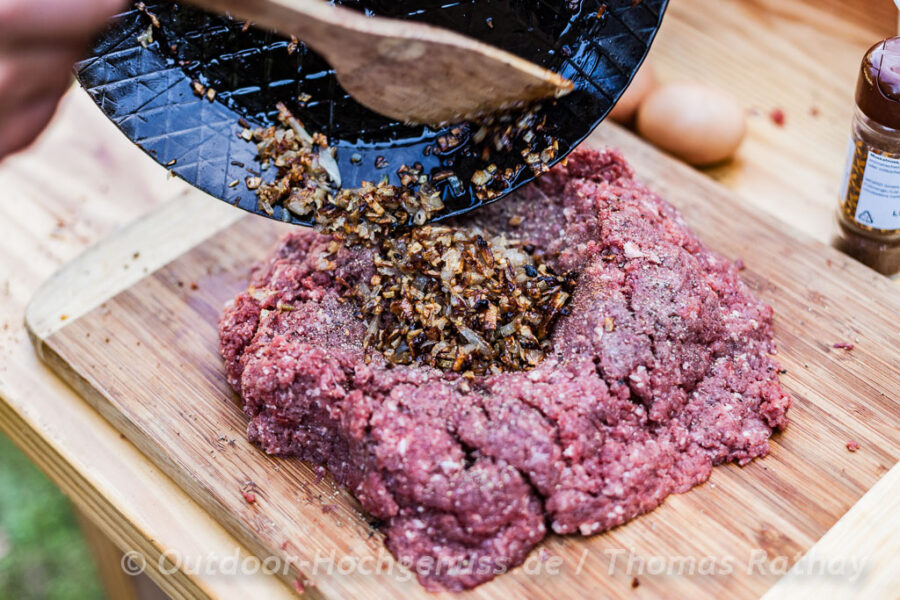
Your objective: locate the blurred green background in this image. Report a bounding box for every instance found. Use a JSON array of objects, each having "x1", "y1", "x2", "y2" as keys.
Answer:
[{"x1": 0, "y1": 433, "x2": 103, "y2": 600}]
